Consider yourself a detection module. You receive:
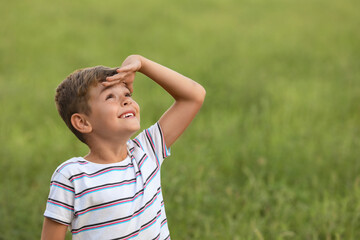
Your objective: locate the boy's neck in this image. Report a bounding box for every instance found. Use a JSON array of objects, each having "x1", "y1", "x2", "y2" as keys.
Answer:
[{"x1": 84, "y1": 139, "x2": 129, "y2": 164}]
